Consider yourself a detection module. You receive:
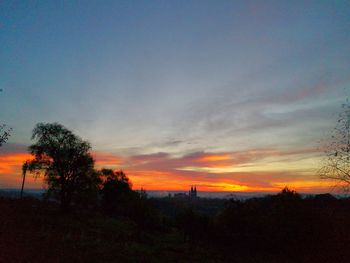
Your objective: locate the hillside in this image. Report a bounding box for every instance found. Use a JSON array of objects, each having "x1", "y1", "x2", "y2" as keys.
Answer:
[{"x1": 0, "y1": 197, "x2": 221, "y2": 263}]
